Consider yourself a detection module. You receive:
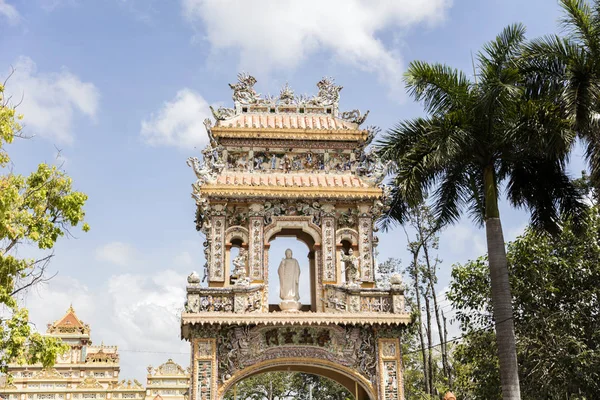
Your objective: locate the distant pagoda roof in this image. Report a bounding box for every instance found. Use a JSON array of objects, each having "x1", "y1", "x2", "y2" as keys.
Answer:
[
  {"x1": 207, "y1": 74, "x2": 369, "y2": 141},
  {"x1": 46, "y1": 305, "x2": 90, "y2": 336}
]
